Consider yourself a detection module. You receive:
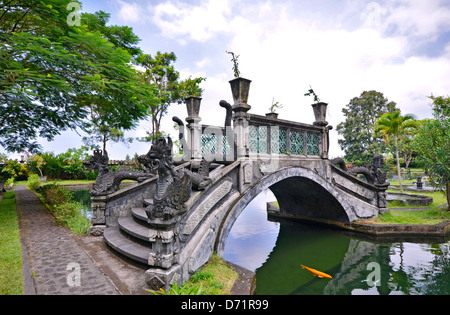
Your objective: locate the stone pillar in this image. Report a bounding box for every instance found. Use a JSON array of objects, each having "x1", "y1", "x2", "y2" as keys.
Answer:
[
  {"x1": 89, "y1": 196, "x2": 107, "y2": 236},
  {"x1": 375, "y1": 183, "x2": 390, "y2": 214},
  {"x1": 145, "y1": 208, "x2": 185, "y2": 291},
  {"x1": 185, "y1": 97, "x2": 203, "y2": 161},
  {"x1": 311, "y1": 102, "x2": 330, "y2": 159},
  {"x1": 229, "y1": 78, "x2": 252, "y2": 159}
]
